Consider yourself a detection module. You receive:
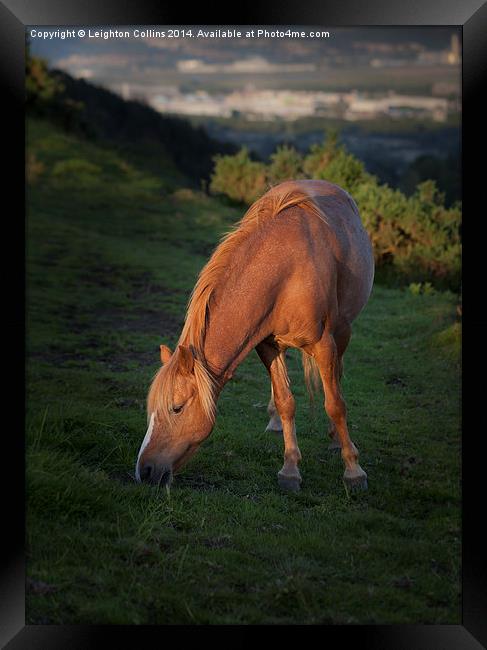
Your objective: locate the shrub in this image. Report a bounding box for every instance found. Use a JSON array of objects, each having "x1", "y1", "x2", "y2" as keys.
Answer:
[
  {"x1": 303, "y1": 129, "x2": 371, "y2": 191},
  {"x1": 267, "y1": 145, "x2": 304, "y2": 184},
  {"x1": 26, "y1": 53, "x2": 64, "y2": 112},
  {"x1": 354, "y1": 176, "x2": 460, "y2": 287},
  {"x1": 210, "y1": 147, "x2": 267, "y2": 204},
  {"x1": 302, "y1": 128, "x2": 339, "y2": 177}
]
